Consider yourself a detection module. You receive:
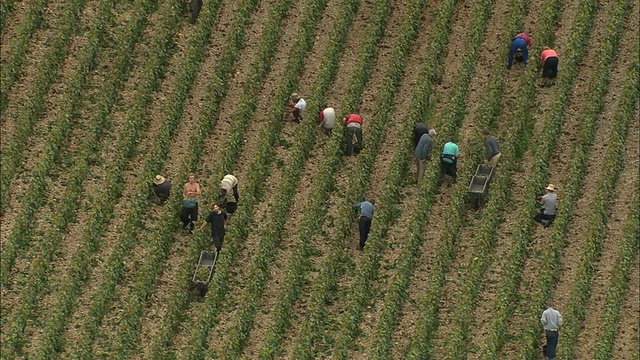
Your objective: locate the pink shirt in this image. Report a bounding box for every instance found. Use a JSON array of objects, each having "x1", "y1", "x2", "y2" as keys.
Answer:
[
  {"x1": 540, "y1": 49, "x2": 558, "y2": 63},
  {"x1": 516, "y1": 33, "x2": 532, "y2": 47}
]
